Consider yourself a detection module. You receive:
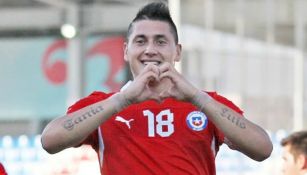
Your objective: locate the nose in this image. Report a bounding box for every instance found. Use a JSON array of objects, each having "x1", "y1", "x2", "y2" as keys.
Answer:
[{"x1": 144, "y1": 43, "x2": 157, "y2": 57}]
